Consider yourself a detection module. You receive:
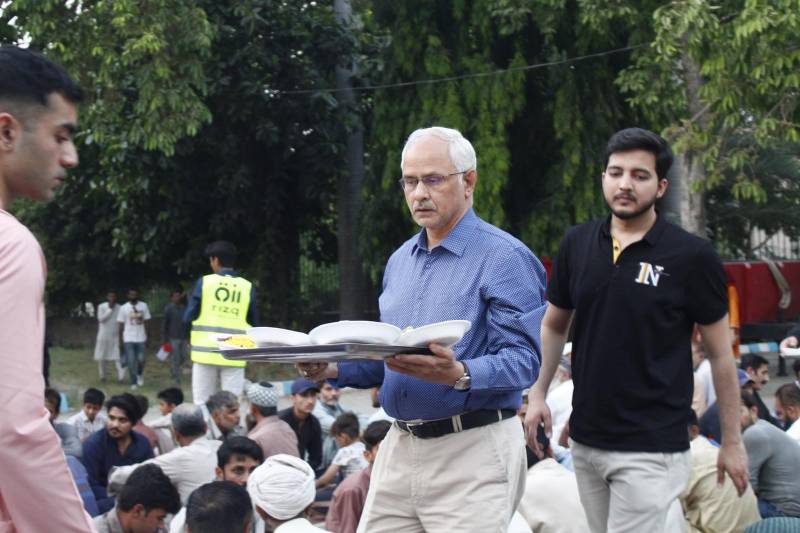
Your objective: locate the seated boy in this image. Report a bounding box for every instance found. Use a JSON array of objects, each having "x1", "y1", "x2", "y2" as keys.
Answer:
[
  {"x1": 326, "y1": 420, "x2": 391, "y2": 533},
  {"x1": 315, "y1": 413, "x2": 367, "y2": 489},
  {"x1": 67, "y1": 387, "x2": 107, "y2": 442}
]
